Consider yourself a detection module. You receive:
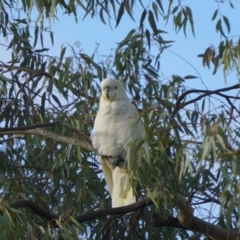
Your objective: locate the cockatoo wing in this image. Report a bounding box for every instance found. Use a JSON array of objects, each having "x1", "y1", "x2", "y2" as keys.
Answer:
[
  {"x1": 111, "y1": 167, "x2": 135, "y2": 207},
  {"x1": 98, "y1": 156, "x2": 113, "y2": 197}
]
